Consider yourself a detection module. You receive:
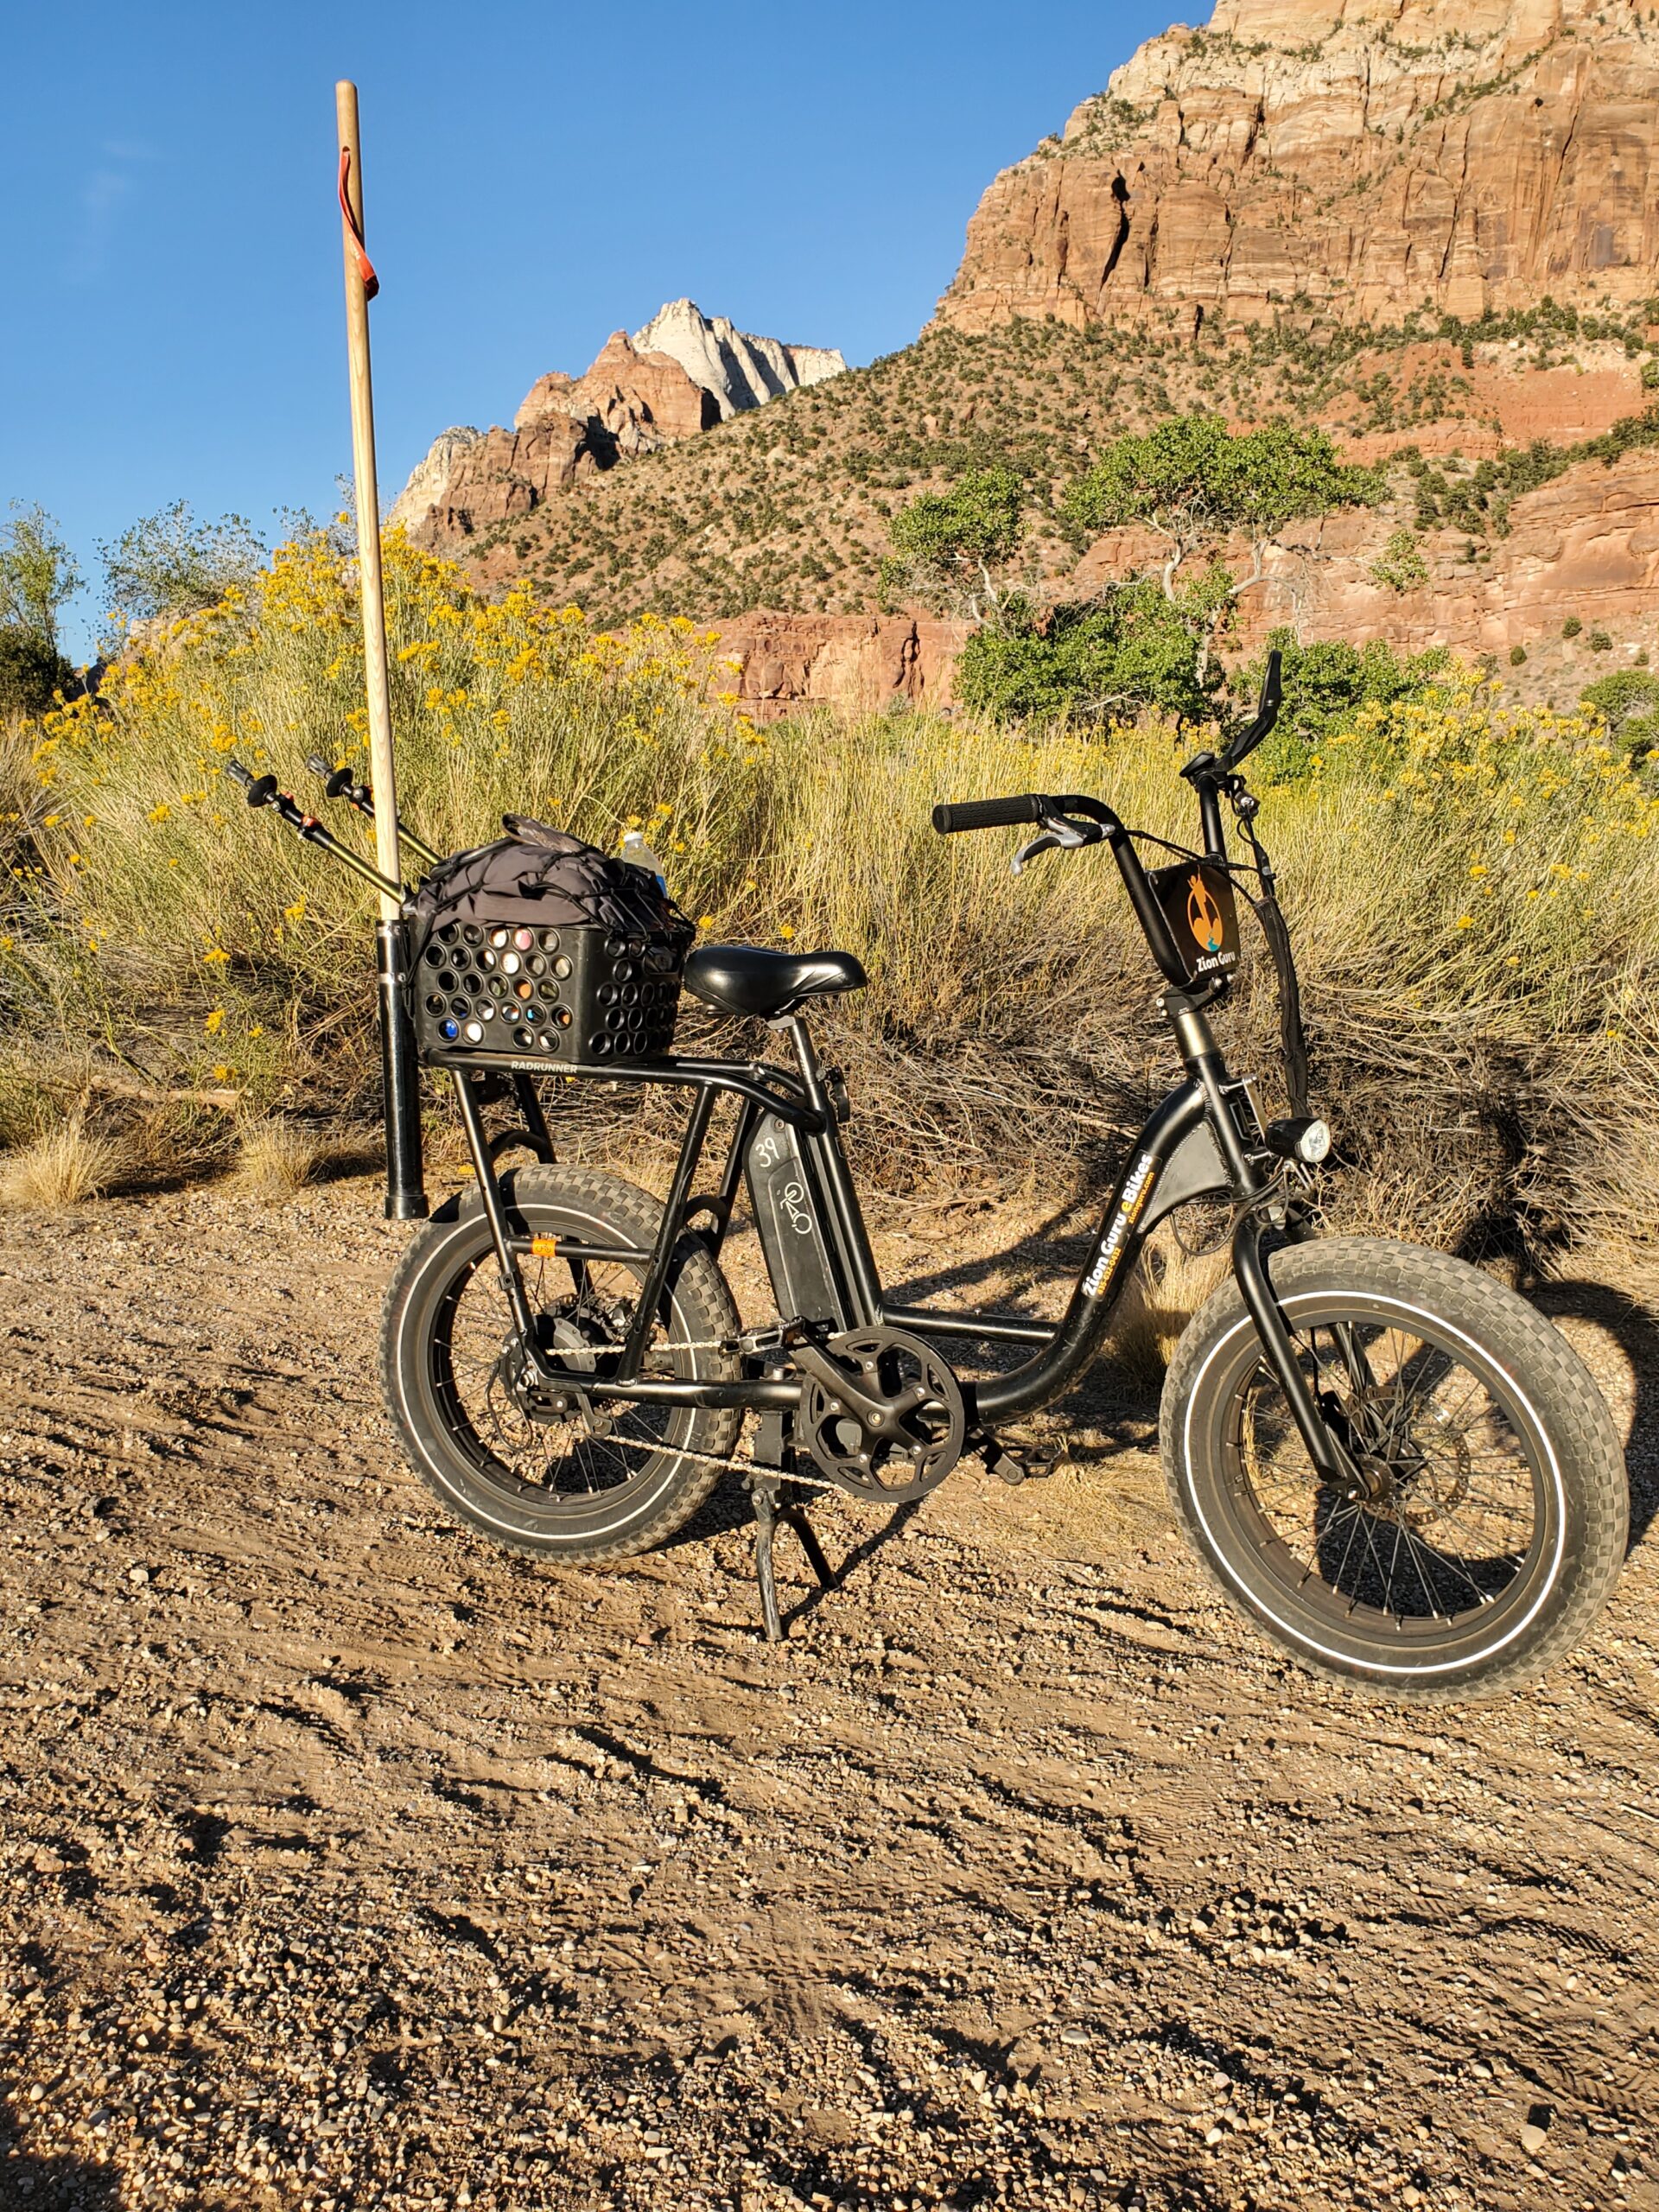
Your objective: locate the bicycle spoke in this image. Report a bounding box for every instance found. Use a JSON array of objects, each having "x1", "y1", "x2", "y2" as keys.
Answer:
[
  {"x1": 438, "y1": 1249, "x2": 689, "y2": 1503},
  {"x1": 1232, "y1": 1304, "x2": 1541, "y2": 1634}
]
